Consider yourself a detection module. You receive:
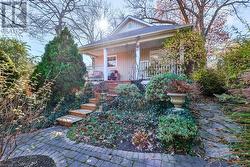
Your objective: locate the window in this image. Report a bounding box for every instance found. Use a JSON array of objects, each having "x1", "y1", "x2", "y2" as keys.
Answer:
[{"x1": 107, "y1": 55, "x2": 117, "y2": 68}]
